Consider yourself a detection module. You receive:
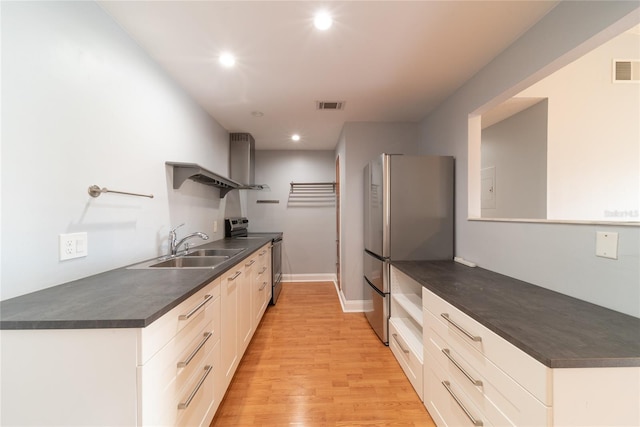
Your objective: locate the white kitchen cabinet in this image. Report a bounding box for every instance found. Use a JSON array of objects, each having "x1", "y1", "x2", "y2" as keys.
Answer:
[
  {"x1": 218, "y1": 245, "x2": 272, "y2": 398},
  {"x1": 138, "y1": 283, "x2": 221, "y2": 426},
  {"x1": 220, "y1": 264, "x2": 242, "y2": 391},
  {"x1": 422, "y1": 286, "x2": 640, "y2": 427},
  {"x1": 389, "y1": 266, "x2": 423, "y2": 400},
  {"x1": 252, "y1": 244, "x2": 271, "y2": 330},
  {"x1": 1, "y1": 244, "x2": 275, "y2": 427},
  {"x1": 0, "y1": 277, "x2": 221, "y2": 427},
  {"x1": 239, "y1": 254, "x2": 255, "y2": 355}
]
